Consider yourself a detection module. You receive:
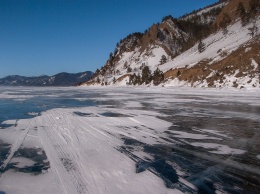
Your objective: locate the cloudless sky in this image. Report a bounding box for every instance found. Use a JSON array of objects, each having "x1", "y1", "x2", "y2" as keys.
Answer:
[{"x1": 0, "y1": 0, "x2": 218, "y2": 78}]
